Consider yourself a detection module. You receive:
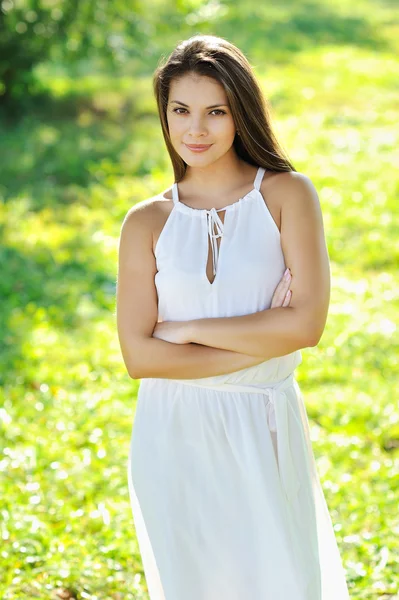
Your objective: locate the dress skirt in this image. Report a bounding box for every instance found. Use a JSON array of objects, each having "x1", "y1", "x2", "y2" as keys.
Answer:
[{"x1": 127, "y1": 369, "x2": 350, "y2": 600}]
